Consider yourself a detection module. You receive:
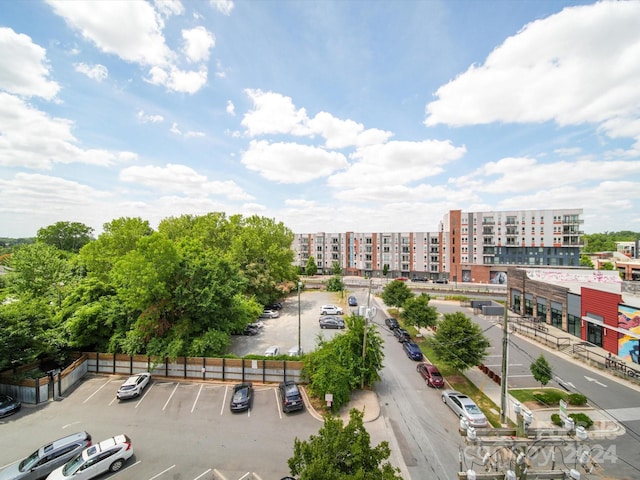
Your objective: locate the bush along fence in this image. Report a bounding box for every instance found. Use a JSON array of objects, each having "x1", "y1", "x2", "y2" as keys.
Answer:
[{"x1": 0, "y1": 353, "x2": 304, "y2": 405}]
